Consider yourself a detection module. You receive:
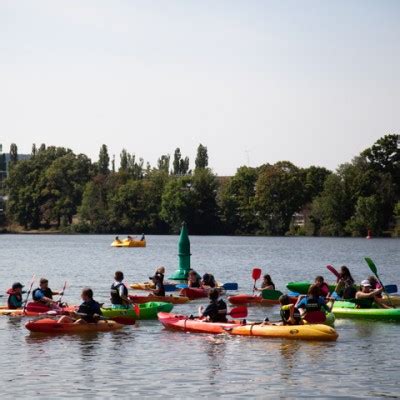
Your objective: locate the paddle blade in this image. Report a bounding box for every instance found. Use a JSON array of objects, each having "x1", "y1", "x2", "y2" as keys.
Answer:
[
  {"x1": 134, "y1": 304, "x2": 140, "y2": 317},
  {"x1": 261, "y1": 289, "x2": 283, "y2": 300},
  {"x1": 229, "y1": 306, "x2": 248, "y2": 319},
  {"x1": 365, "y1": 257, "x2": 378, "y2": 275},
  {"x1": 176, "y1": 284, "x2": 188, "y2": 289},
  {"x1": 252, "y1": 268, "x2": 262, "y2": 281},
  {"x1": 164, "y1": 284, "x2": 177, "y2": 292},
  {"x1": 385, "y1": 284, "x2": 398, "y2": 294},
  {"x1": 303, "y1": 311, "x2": 326, "y2": 324},
  {"x1": 222, "y1": 283, "x2": 238, "y2": 291},
  {"x1": 326, "y1": 265, "x2": 340, "y2": 279}
]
